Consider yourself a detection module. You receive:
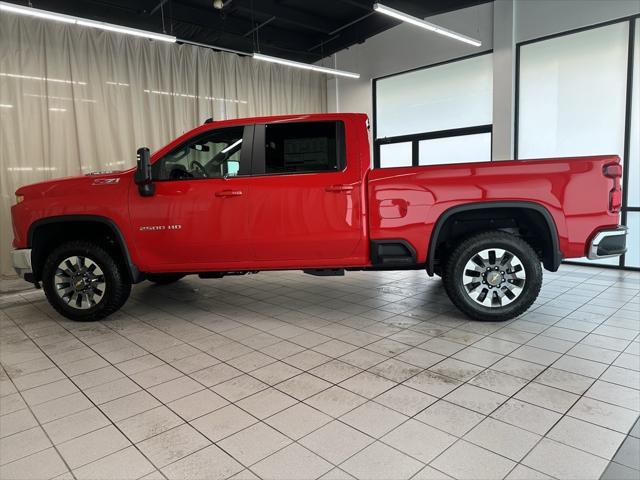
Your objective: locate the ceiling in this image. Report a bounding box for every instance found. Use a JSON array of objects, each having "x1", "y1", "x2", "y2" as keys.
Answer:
[{"x1": 10, "y1": 0, "x2": 491, "y2": 62}]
